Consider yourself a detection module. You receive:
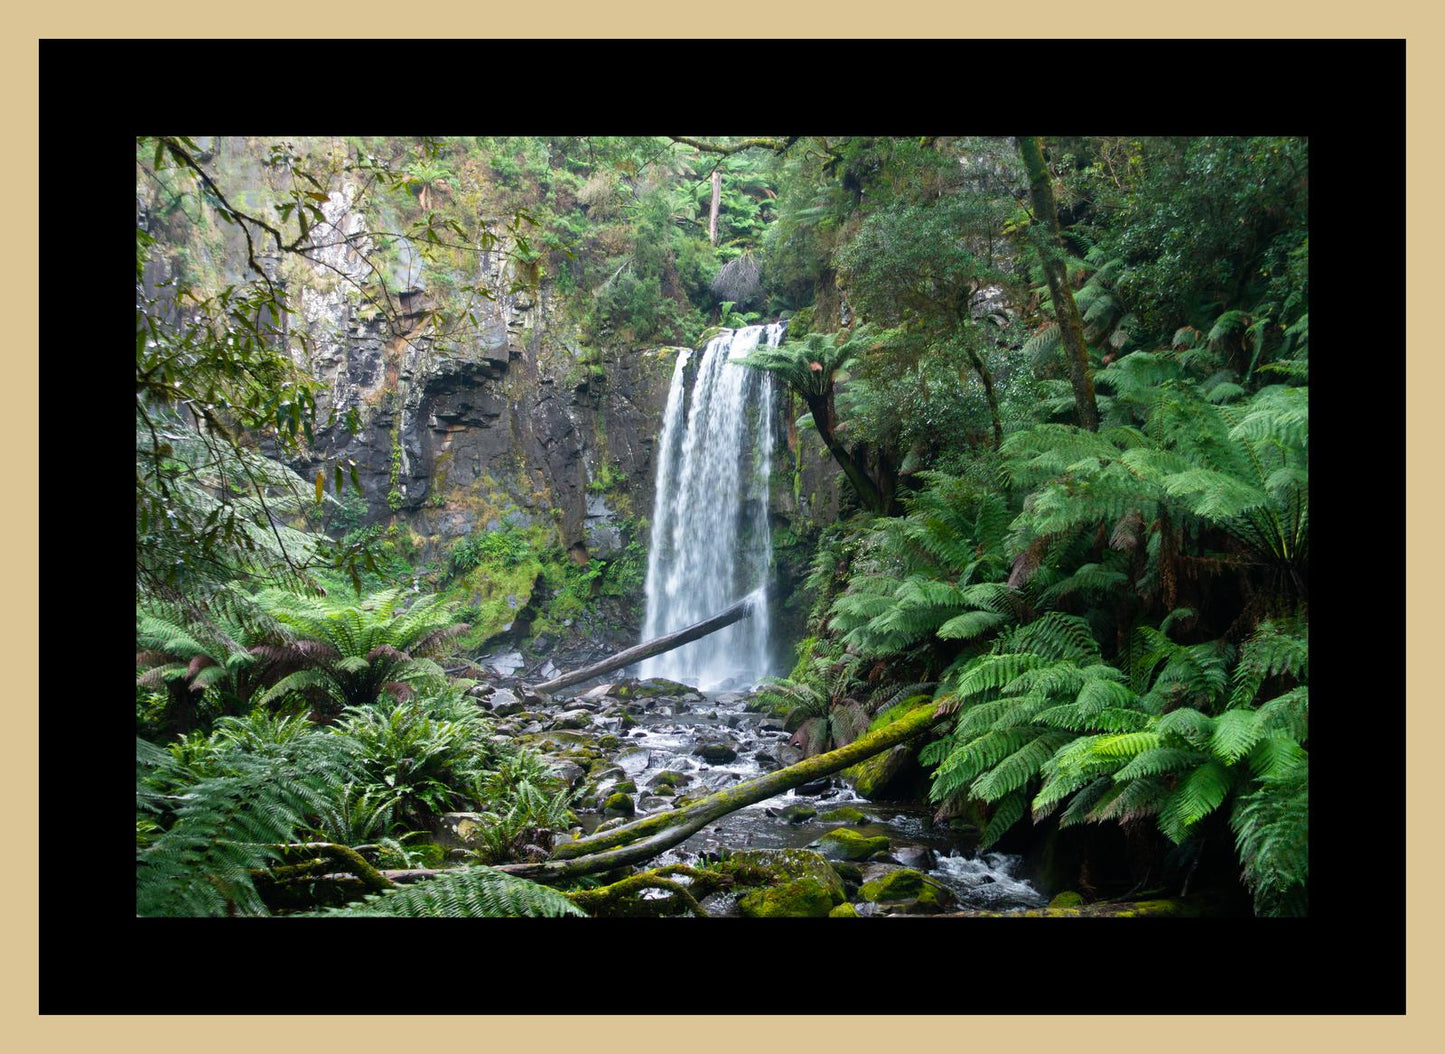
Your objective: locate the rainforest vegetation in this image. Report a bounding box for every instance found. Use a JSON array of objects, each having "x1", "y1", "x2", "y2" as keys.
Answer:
[{"x1": 135, "y1": 134, "x2": 1307, "y2": 919}]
